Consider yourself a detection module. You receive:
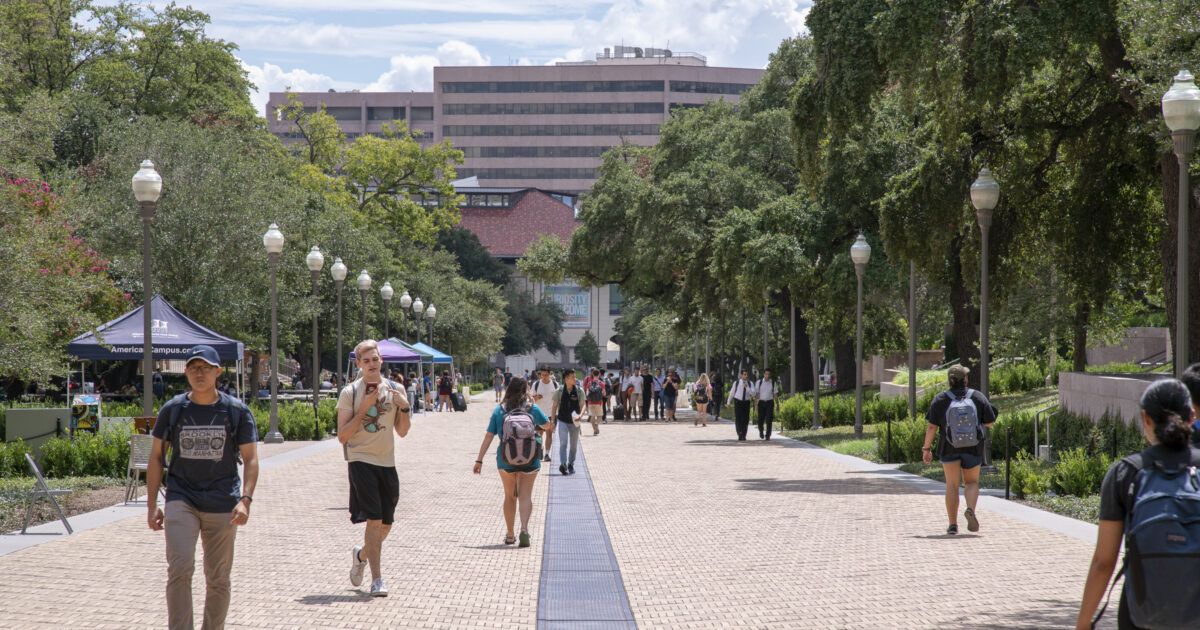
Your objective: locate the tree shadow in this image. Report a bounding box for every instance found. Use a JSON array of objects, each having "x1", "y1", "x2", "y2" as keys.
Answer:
[
  {"x1": 296, "y1": 591, "x2": 371, "y2": 605},
  {"x1": 733, "y1": 477, "x2": 926, "y2": 495},
  {"x1": 910, "y1": 534, "x2": 983, "y2": 540},
  {"x1": 685, "y1": 439, "x2": 786, "y2": 447},
  {"x1": 955, "y1": 598, "x2": 1095, "y2": 629},
  {"x1": 462, "y1": 543, "x2": 516, "y2": 550}
]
